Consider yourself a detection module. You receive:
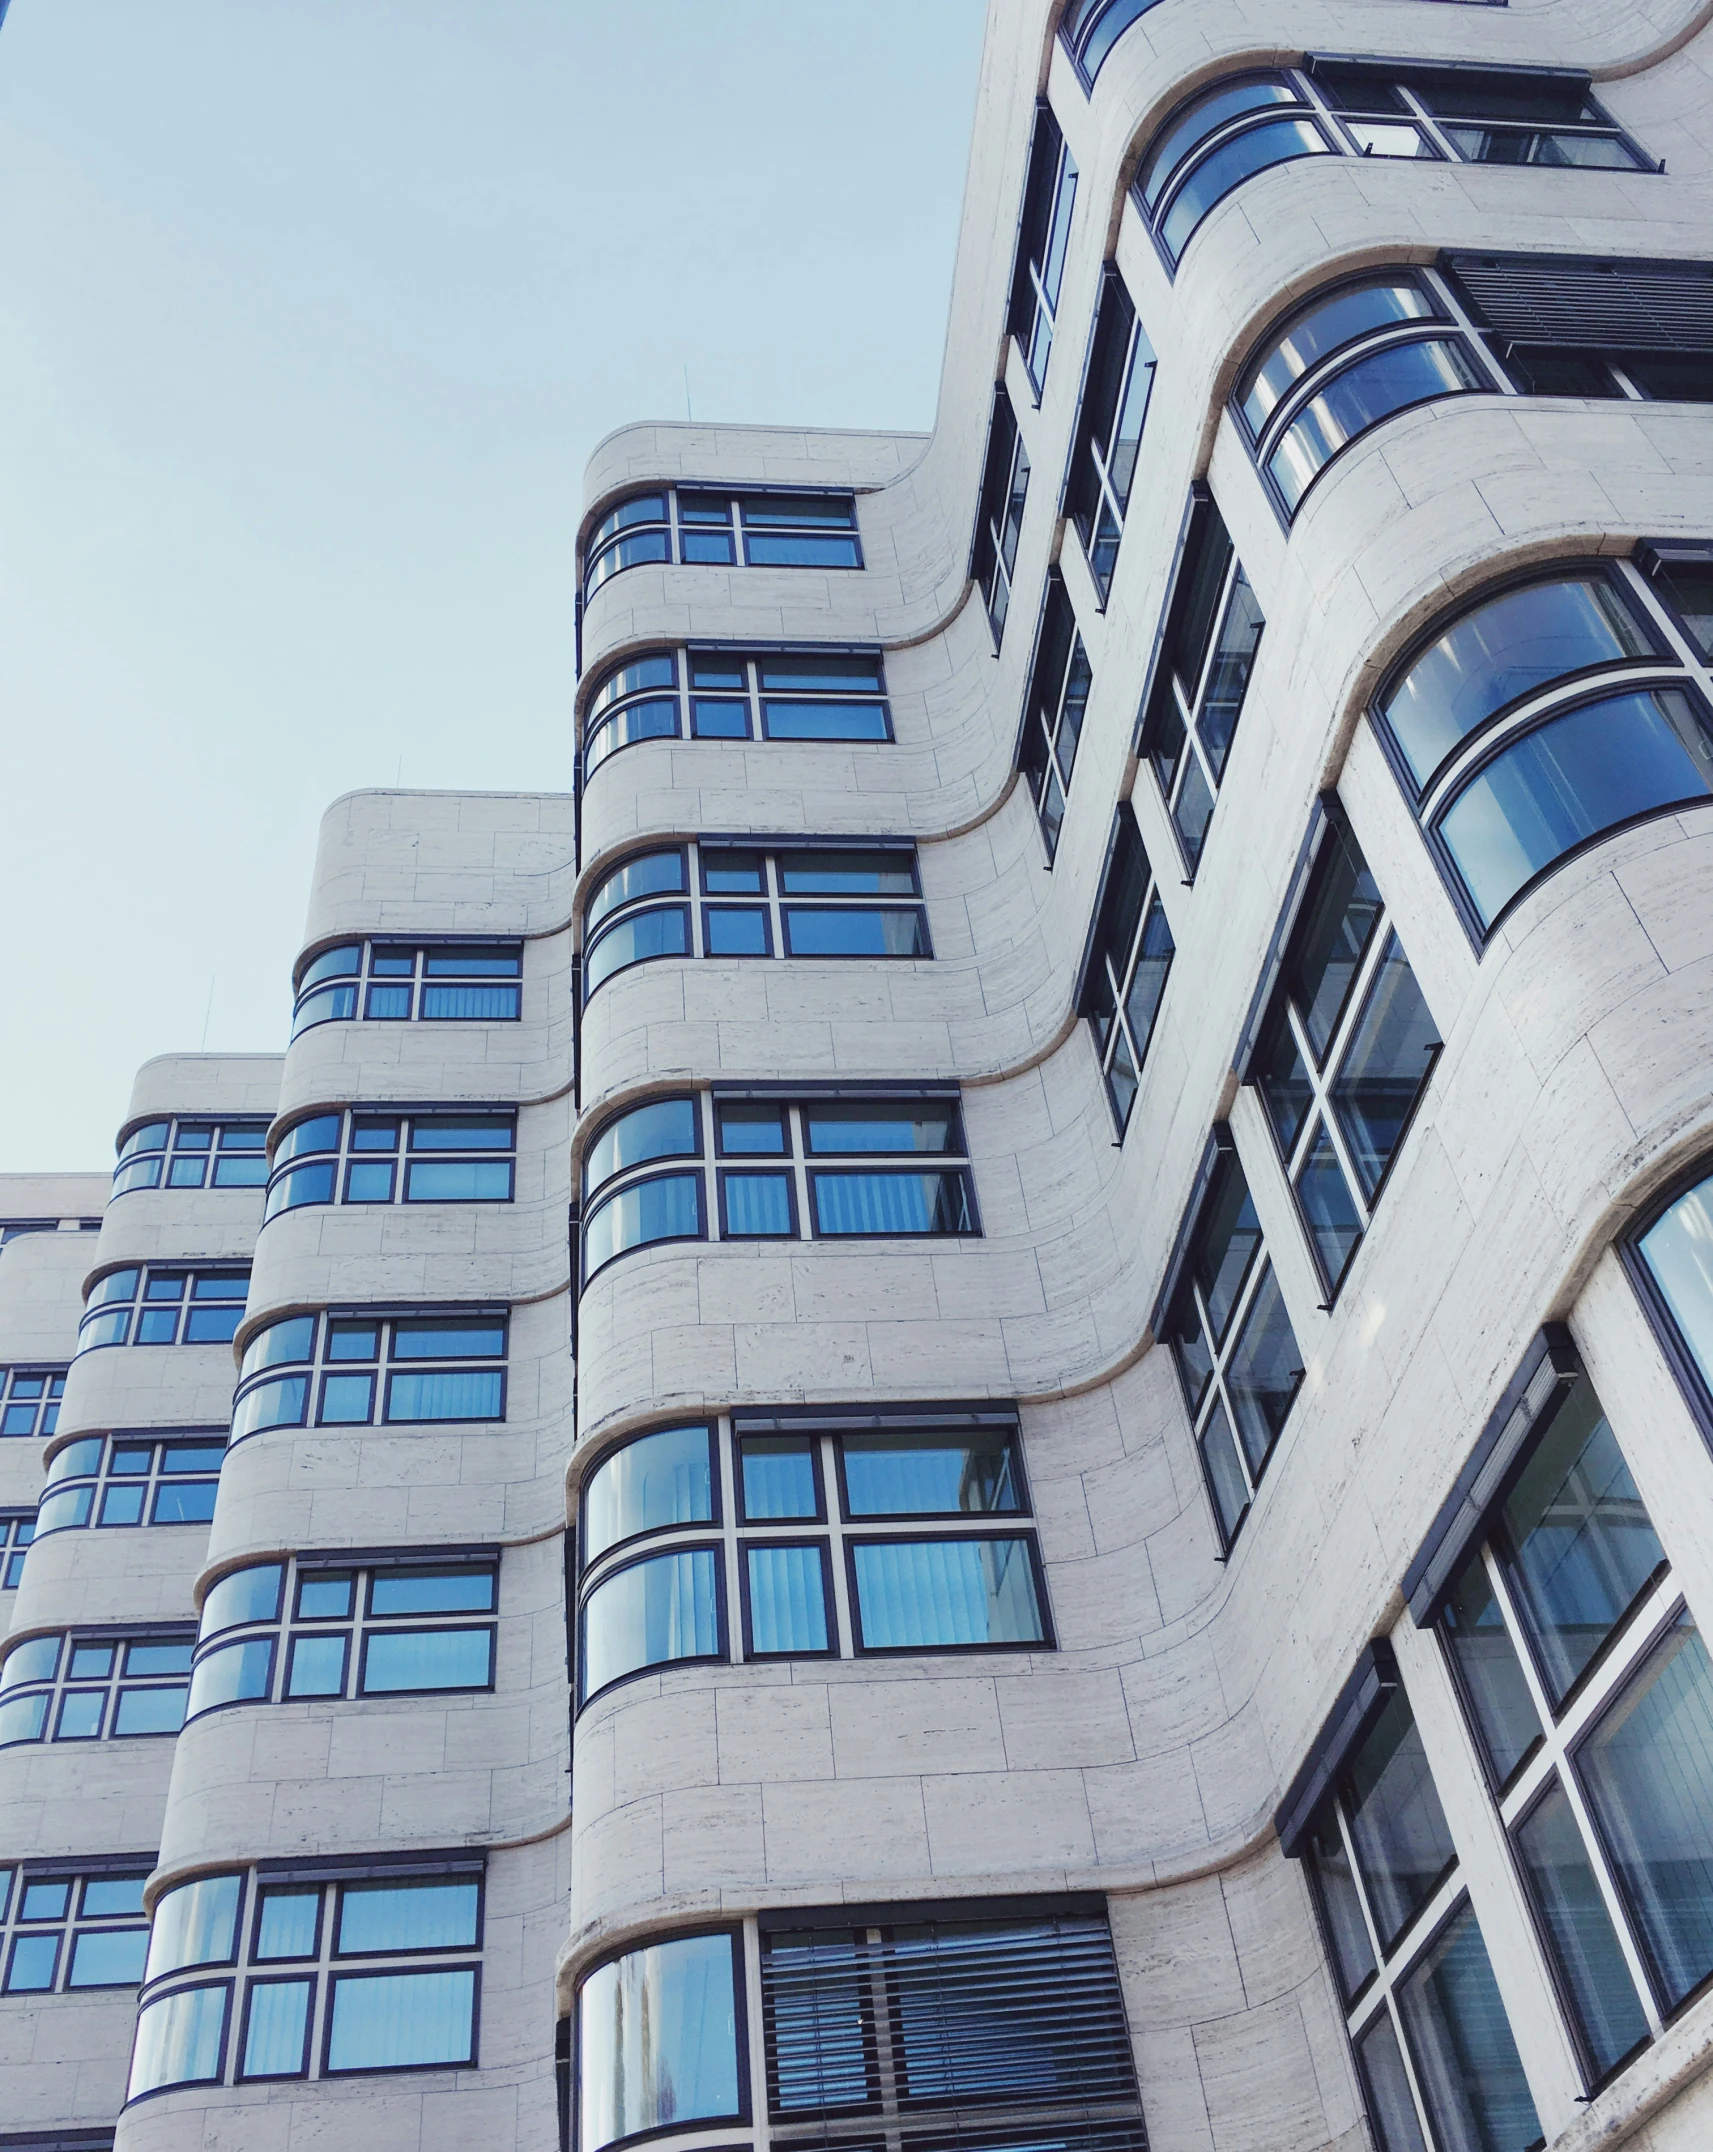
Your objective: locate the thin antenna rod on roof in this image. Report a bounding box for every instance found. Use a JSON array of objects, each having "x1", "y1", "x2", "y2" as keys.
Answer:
[{"x1": 684, "y1": 366, "x2": 693, "y2": 421}]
